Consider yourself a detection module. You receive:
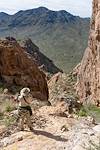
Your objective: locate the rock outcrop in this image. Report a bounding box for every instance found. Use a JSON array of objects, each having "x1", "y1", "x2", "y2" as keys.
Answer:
[
  {"x1": 48, "y1": 72, "x2": 82, "y2": 114},
  {"x1": 19, "y1": 38, "x2": 62, "y2": 75},
  {"x1": 48, "y1": 72, "x2": 75, "y2": 105},
  {"x1": 0, "y1": 38, "x2": 48, "y2": 101},
  {"x1": 76, "y1": 0, "x2": 100, "y2": 105}
]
